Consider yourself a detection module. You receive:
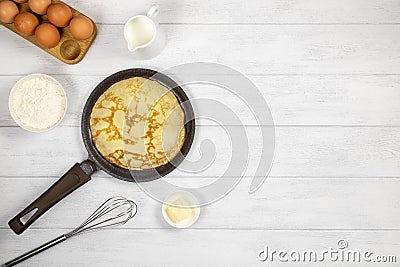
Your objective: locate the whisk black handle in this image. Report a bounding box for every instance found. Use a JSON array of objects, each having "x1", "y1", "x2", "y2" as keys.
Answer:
[{"x1": 4, "y1": 235, "x2": 67, "y2": 267}]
